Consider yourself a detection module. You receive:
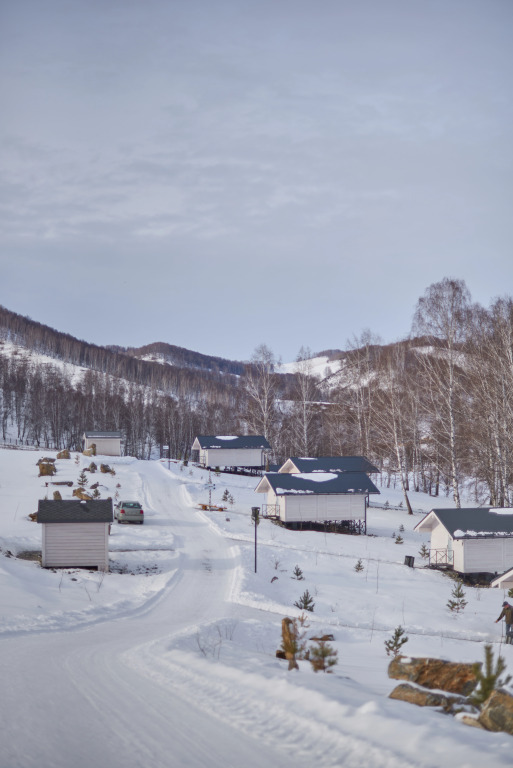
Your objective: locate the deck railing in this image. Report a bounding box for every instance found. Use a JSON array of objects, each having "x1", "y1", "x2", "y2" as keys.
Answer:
[{"x1": 429, "y1": 548, "x2": 454, "y2": 566}]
